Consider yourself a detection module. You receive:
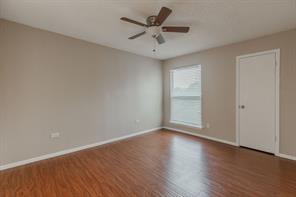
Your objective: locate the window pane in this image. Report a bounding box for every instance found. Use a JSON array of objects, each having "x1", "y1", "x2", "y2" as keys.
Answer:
[
  {"x1": 172, "y1": 66, "x2": 201, "y2": 97},
  {"x1": 170, "y1": 65, "x2": 202, "y2": 127},
  {"x1": 171, "y1": 97, "x2": 201, "y2": 126}
]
